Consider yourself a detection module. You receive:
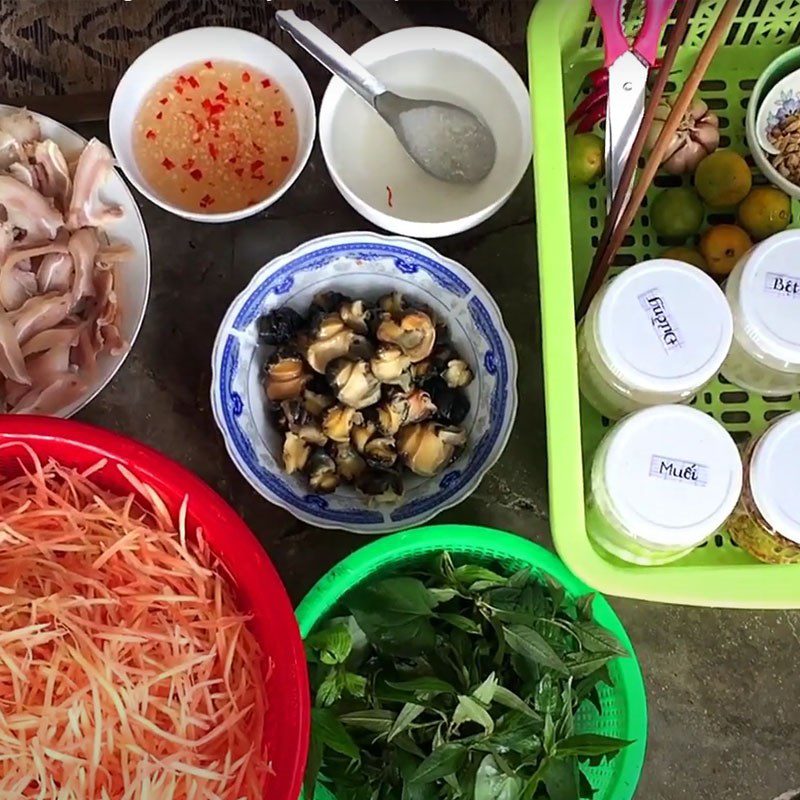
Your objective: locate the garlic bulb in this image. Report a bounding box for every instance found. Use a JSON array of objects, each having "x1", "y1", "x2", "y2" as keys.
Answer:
[{"x1": 645, "y1": 96, "x2": 720, "y2": 175}]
